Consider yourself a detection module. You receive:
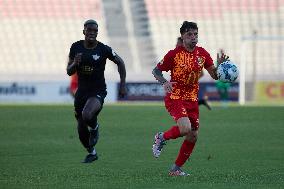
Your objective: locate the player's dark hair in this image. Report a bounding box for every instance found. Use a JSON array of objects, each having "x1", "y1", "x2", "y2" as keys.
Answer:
[
  {"x1": 180, "y1": 21, "x2": 198, "y2": 34},
  {"x1": 84, "y1": 19, "x2": 98, "y2": 27}
]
